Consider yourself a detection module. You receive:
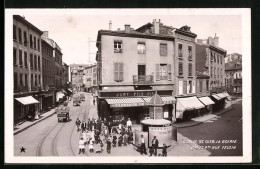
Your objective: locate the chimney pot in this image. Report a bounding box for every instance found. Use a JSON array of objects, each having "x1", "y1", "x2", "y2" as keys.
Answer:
[
  {"x1": 125, "y1": 24, "x2": 131, "y2": 33},
  {"x1": 109, "y1": 20, "x2": 112, "y2": 31}
]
